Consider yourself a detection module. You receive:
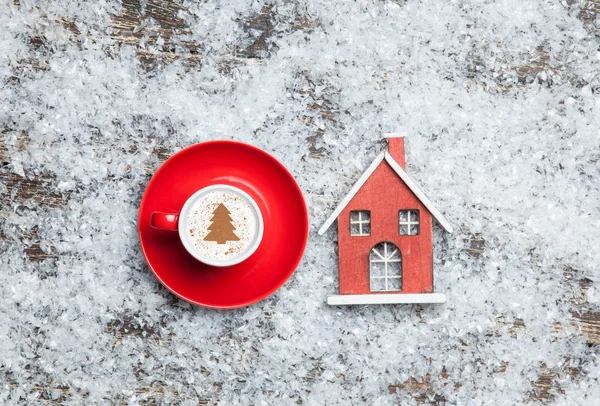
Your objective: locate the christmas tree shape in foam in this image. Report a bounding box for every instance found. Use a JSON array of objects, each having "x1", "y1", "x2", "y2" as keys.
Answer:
[{"x1": 204, "y1": 203, "x2": 240, "y2": 244}]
